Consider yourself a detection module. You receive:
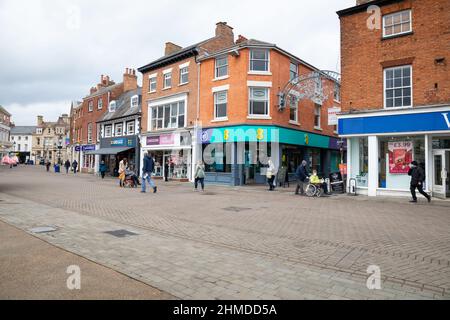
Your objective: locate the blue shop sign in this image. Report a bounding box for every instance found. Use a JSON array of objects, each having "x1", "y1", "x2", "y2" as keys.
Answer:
[
  {"x1": 74, "y1": 146, "x2": 81, "y2": 152},
  {"x1": 338, "y1": 110, "x2": 450, "y2": 135},
  {"x1": 81, "y1": 145, "x2": 96, "y2": 151},
  {"x1": 110, "y1": 137, "x2": 135, "y2": 147}
]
